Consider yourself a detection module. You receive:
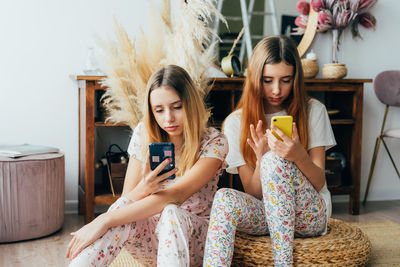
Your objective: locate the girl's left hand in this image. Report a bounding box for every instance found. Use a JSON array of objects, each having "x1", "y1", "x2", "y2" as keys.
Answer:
[
  {"x1": 66, "y1": 213, "x2": 110, "y2": 261},
  {"x1": 266, "y1": 122, "x2": 307, "y2": 163}
]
